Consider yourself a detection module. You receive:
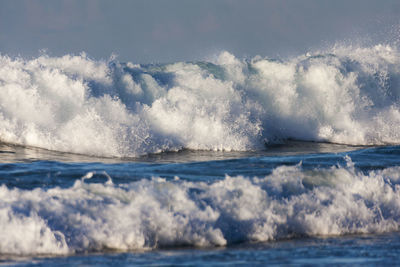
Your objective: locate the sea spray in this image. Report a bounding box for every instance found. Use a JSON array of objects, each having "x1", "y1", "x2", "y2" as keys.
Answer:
[
  {"x1": 1, "y1": 157, "x2": 400, "y2": 255},
  {"x1": 1, "y1": 45, "x2": 400, "y2": 157}
]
